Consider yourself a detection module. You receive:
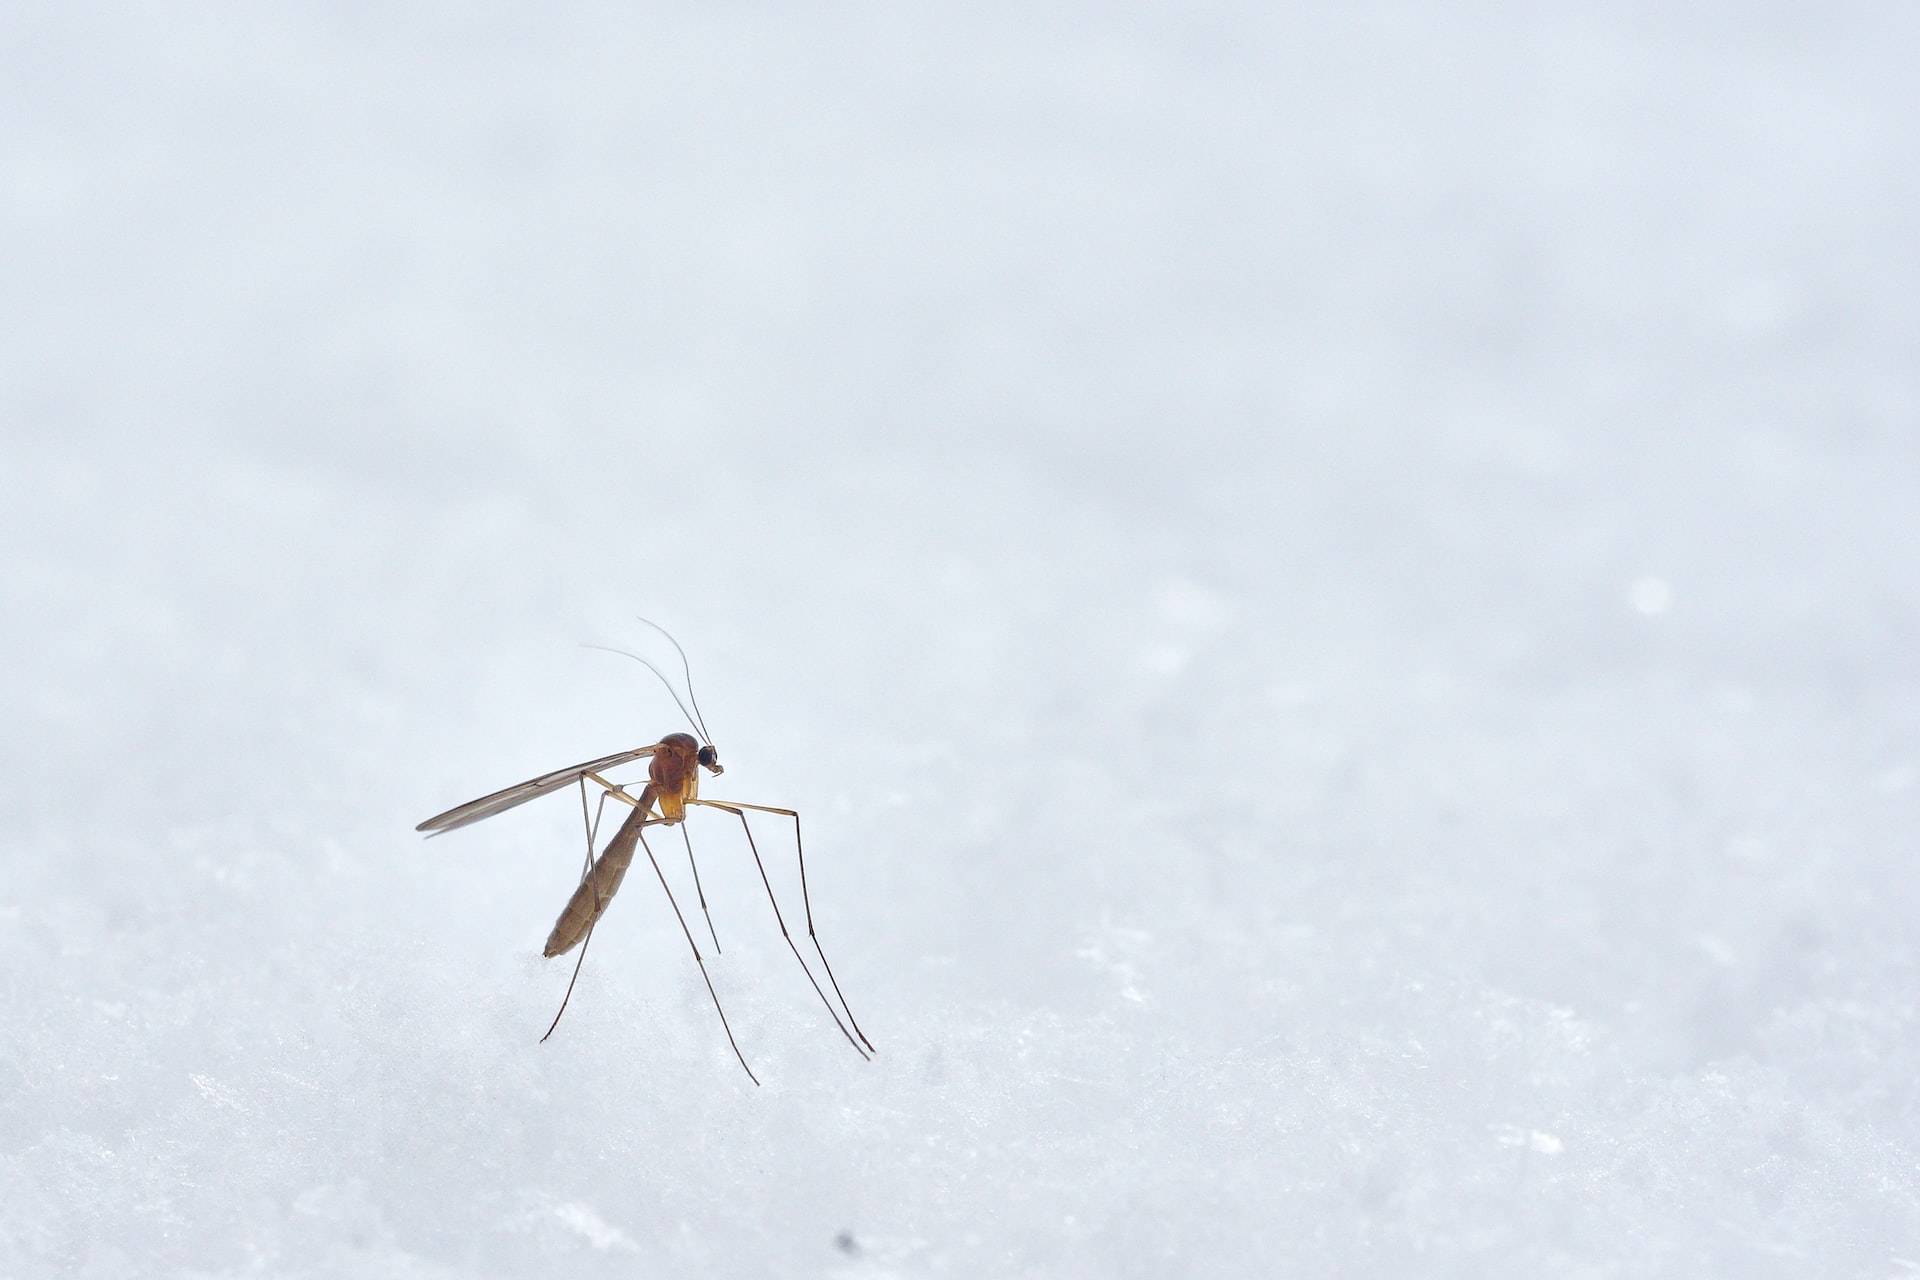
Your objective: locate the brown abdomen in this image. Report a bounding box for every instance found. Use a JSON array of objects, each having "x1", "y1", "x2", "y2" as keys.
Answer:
[{"x1": 543, "y1": 795, "x2": 649, "y2": 957}]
